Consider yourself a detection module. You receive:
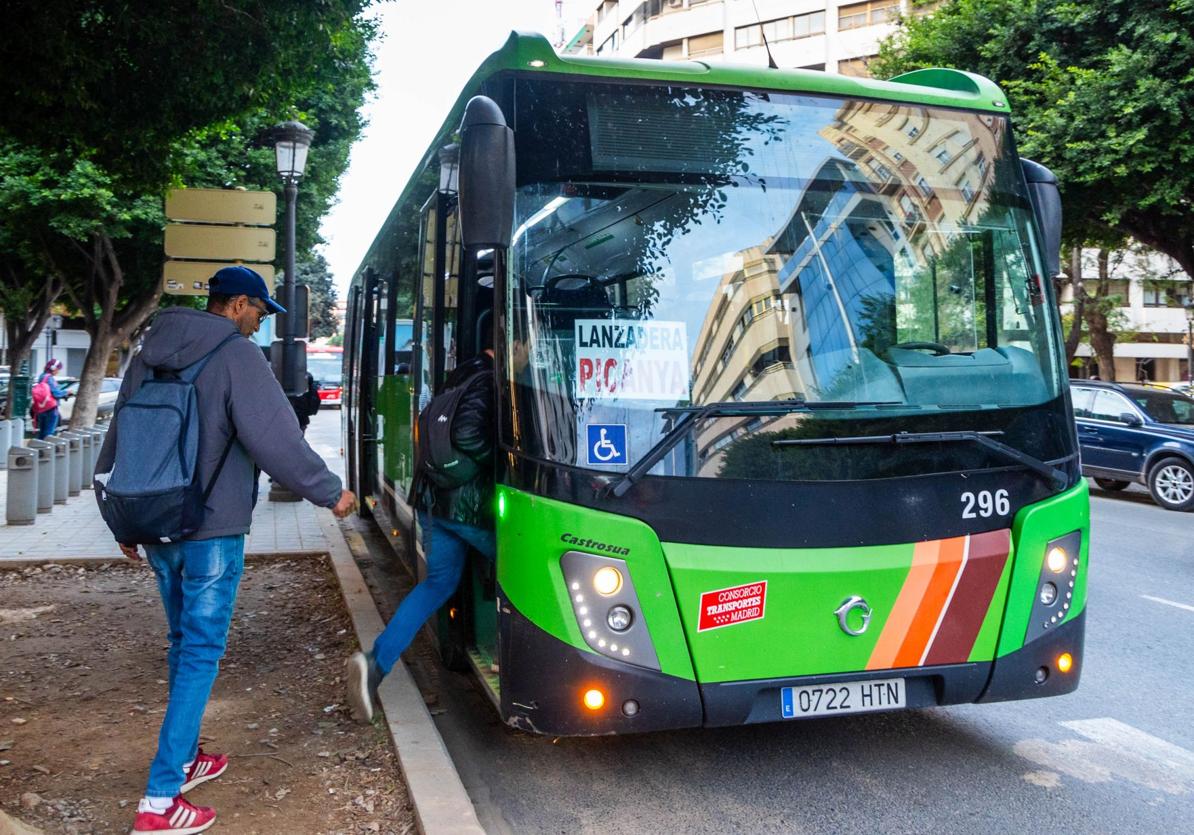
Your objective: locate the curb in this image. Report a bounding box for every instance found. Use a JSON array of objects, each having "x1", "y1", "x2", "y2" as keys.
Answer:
[
  {"x1": 314, "y1": 508, "x2": 485, "y2": 835},
  {"x1": 0, "y1": 549, "x2": 328, "y2": 569}
]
